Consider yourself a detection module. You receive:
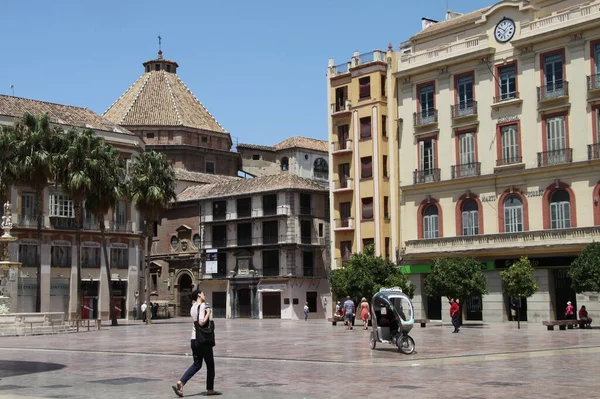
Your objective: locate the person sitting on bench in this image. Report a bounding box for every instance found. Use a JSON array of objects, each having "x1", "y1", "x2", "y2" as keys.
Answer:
[{"x1": 579, "y1": 305, "x2": 593, "y2": 328}]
